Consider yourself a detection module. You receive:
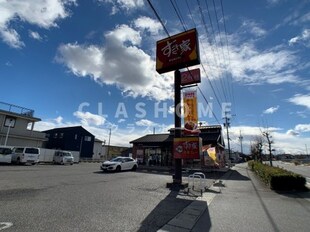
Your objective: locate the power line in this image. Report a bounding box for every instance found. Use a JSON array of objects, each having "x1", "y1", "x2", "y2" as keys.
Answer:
[
  {"x1": 220, "y1": 0, "x2": 236, "y2": 113},
  {"x1": 169, "y1": 0, "x2": 187, "y2": 31},
  {"x1": 204, "y1": 0, "x2": 229, "y2": 103},
  {"x1": 146, "y1": 0, "x2": 170, "y2": 37}
]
